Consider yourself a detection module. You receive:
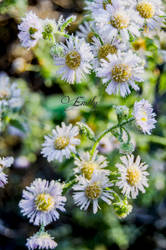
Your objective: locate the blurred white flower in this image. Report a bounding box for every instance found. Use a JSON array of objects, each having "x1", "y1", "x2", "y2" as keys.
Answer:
[
  {"x1": 0, "y1": 156, "x2": 14, "y2": 188},
  {"x1": 116, "y1": 154, "x2": 149, "y2": 199},
  {"x1": 0, "y1": 72, "x2": 22, "y2": 110},
  {"x1": 91, "y1": 33, "x2": 122, "y2": 68},
  {"x1": 41, "y1": 122, "x2": 80, "y2": 162},
  {"x1": 133, "y1": 99, "x2": 156, "y2": 134},
  {"x1": 134, "y1": 0, "x2": 164, "y2": 30},
  {"x1": 92, "y1": 0, "x2": 140, "y2": 41},
  {"x1": 74, "y1": 151, "x2": 110, "y2": 179},
  {"x1": 76, "y1": 21, "x2": 97, "y2": 43},
  {"x1": 26, "y1": 231, "x2": 57, "y2": 250},
  {"x1": 18, "y1": 11, "x2": 42, "y2": 49}
]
